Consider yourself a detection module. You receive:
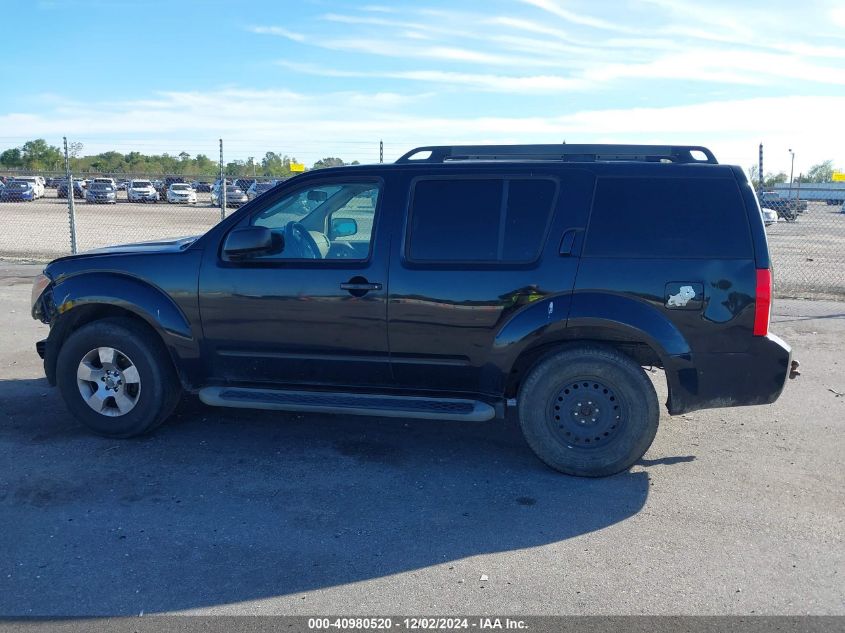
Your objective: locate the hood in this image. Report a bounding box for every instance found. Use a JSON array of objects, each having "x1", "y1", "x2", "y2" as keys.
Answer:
[{"x1": 49, "y1": 236, "x2": 199, "y2": 265}]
